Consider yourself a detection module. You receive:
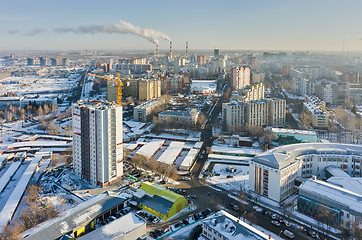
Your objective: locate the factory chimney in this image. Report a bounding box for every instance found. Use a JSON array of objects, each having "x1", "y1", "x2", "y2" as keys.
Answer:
[{"x1": 170, "y1": 41, "x2": 173, "y2": 59}]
